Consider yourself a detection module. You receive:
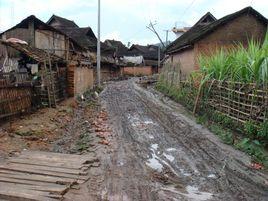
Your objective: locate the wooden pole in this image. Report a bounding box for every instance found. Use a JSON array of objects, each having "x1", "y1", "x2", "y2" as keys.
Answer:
[
  {"x1": 193, "y1": 75, "x2": 205, "y2": 114},
  {"x1": 97, "y1": 0, "x2": 101, "y2": 87}
]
